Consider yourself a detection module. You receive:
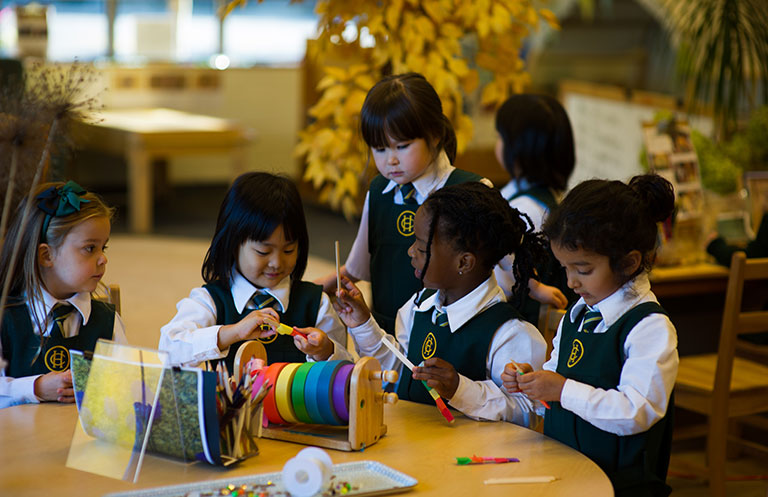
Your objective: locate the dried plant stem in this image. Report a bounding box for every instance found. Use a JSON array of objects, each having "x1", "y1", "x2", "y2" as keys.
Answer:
[
  {"x1": 0, "y1": 119, "x2": 59, "y2": 361},
  {"x1": 0, "y1": 149, "x2": 19, "y2": 245}
]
